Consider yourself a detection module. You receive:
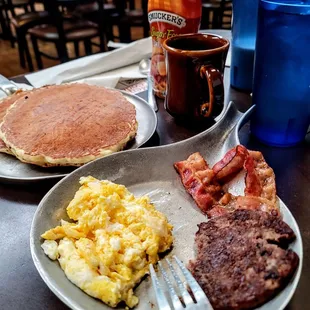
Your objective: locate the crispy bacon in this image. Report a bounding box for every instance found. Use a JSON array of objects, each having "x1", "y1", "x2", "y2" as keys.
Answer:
[
  {"x1": 246, "y1": 150, "x2": 277, "y2": 205},
  {"x1": 174, "y1": 145, "x2": 279, "y2": 220},
  {"x1": 244, "y1": 154, "x2": 262, "y2": 197},
  {"x1": 213, "y1": 145, "x2": 248, "y2": 183},
  {"x1": 207, "y1": 195, "x2": 280, "y2": 218},
  {"x1": 174, "y1": 152, "x2": 223, "y2": 213},
  {"x1": 236, "y1": 196, "x2": 279, "y2": 215}
]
